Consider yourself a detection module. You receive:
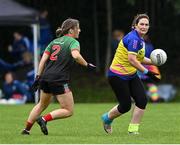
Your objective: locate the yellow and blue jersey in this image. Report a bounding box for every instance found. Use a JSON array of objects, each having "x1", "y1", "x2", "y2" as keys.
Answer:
[{"x1": 108, "y1": 30, "x2": 145, "y2": 80}]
